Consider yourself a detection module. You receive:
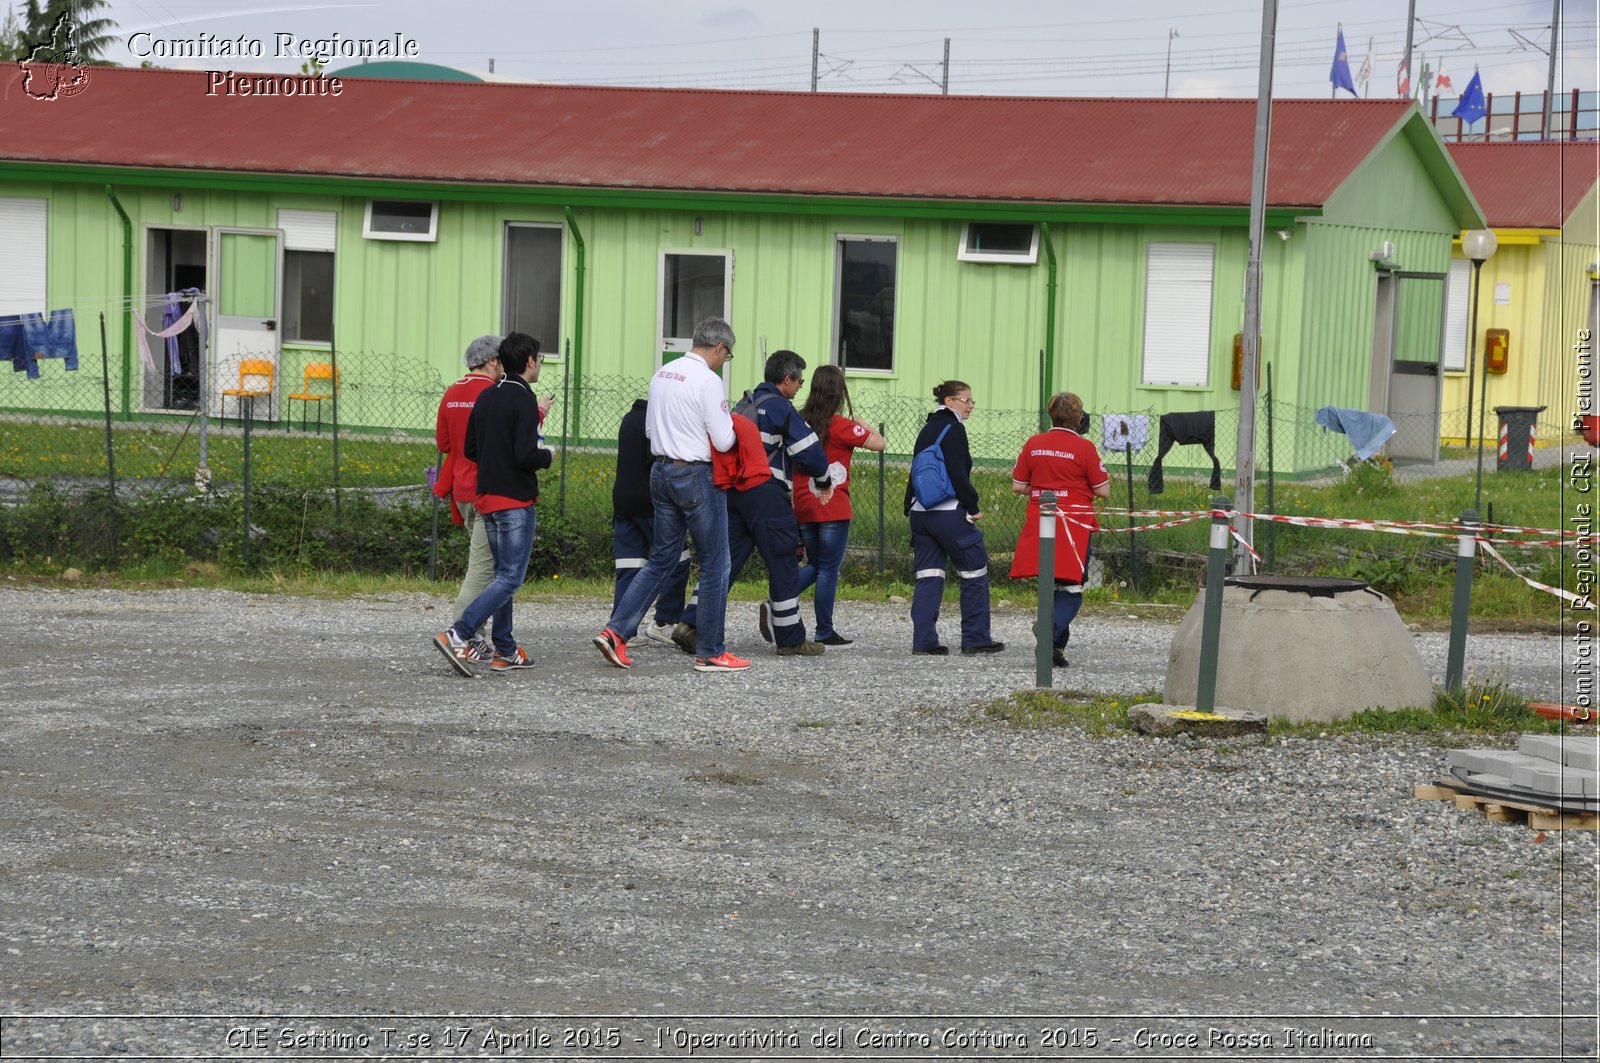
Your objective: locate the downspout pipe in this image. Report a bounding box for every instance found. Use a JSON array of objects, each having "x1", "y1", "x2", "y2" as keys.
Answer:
[
  {"x1": 1040, "y1": 222, "x2": 1058, "y2": 430},
  {"x1": 105, "y1": 185, "x2": 133, "y2": 418},
  {"x1": 562, "y1": 206, "x2": 586, "y2": 441}
]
